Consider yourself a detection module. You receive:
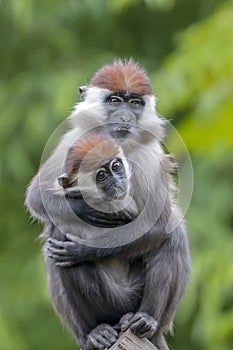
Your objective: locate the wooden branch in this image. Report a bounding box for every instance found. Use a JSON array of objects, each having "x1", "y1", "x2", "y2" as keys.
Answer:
[{"x1": 109, "y1": 329, "x2": 158, "y2": 350}]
